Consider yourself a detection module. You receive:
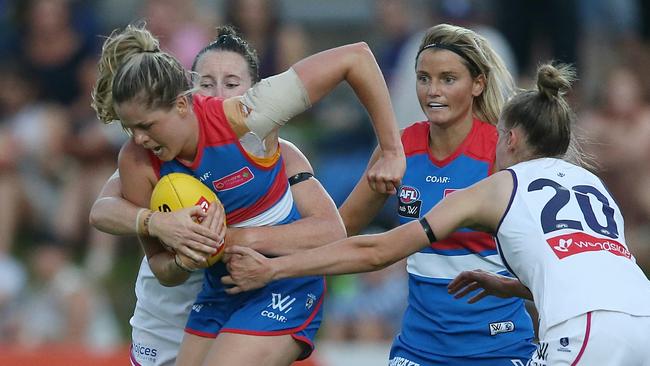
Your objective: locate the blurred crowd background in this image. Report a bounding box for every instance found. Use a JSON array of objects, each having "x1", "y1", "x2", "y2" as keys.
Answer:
[{"x1": 0, "y1": 0, "x2": 649, "y2": 360}]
